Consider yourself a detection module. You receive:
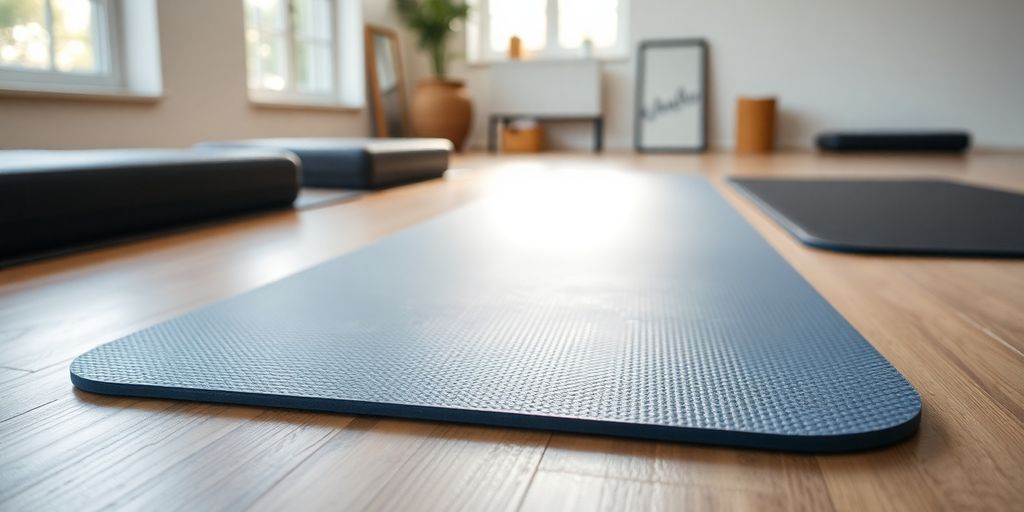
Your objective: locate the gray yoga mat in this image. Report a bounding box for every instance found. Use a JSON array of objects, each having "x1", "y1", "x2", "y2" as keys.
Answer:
[{"x1": 71, "y1": 174, "x2": 921, "y2": 452}]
